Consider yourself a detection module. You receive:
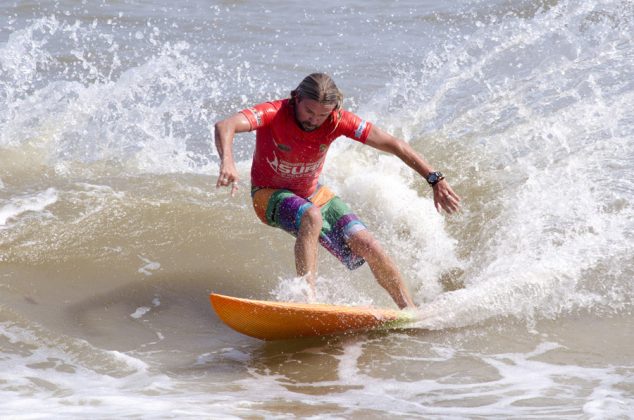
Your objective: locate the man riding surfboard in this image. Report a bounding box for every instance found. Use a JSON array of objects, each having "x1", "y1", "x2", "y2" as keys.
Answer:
[{"x1": 214, "y1": 73, "x2": 460, "y2": 309}]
